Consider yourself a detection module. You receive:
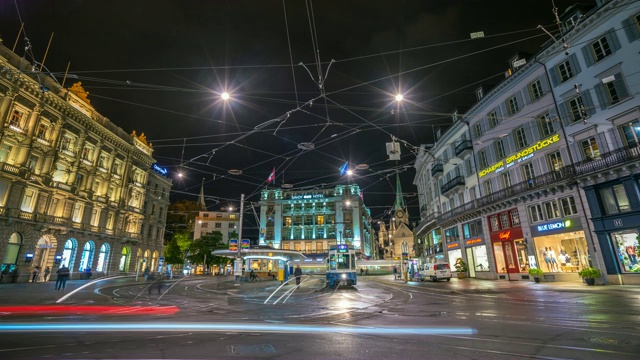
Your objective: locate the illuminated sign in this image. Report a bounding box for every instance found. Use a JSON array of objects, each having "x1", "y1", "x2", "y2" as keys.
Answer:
[
  {"x1": 447, "y1": 243, "x2": 460, "y2": 249},
  {"x1": 229, "y1": 239, "x2": 238, "y2": 252},
  {"x1": 241, "y1": 239, "x2": 250, "y2": 250},
  {"x1": 337, "y1": 244, "x2": 348, "y2": 253},
  {"x1": 479, "y1": 134, "x2": 560, "y2": 177},
  {"x1": 152, "y1": 164, "x2": 168, "y2": 176},
  {"x1": 465, "y1": 238, "x2": 483, "y2": 246},
  {"x1": 291, "y1": 194, "x2": 325, "y2": 200},
  {"x1": 537, "y1": 219, "x2": 572, "y2": 232},
  {"x1": 498, "y1": 231, "x2": 511, "y2": 240}
]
